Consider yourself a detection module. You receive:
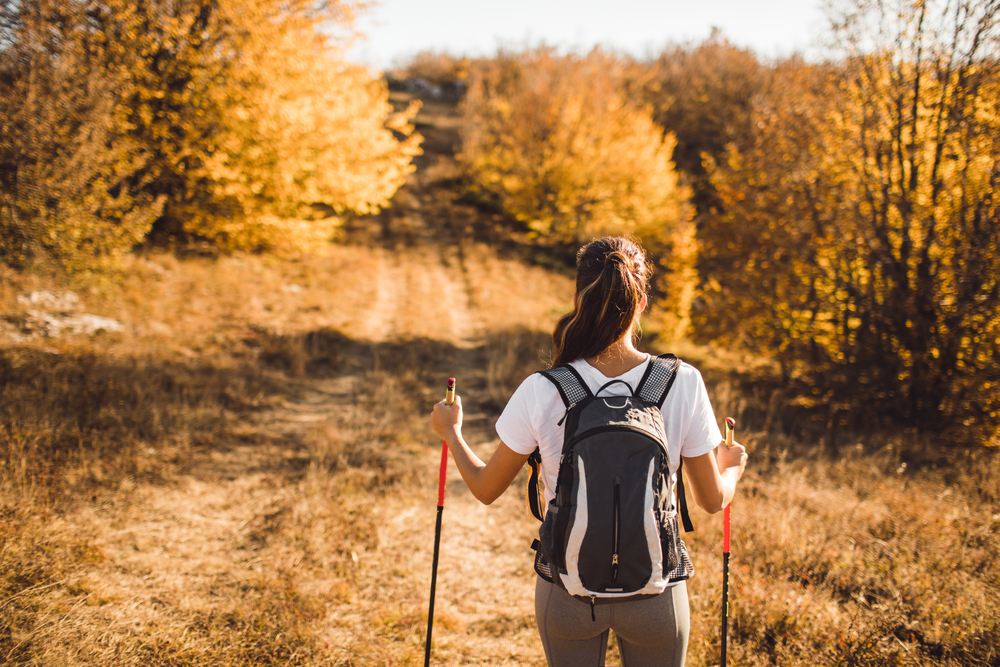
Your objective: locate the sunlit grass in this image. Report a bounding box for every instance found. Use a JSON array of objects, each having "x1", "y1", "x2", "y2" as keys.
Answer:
[
  {"x1": 3, "y1": 235, "x2": 997, "y2": 666},
  {"x1": 2, "y1": 99, "x2": 998, "y2": 664}
]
